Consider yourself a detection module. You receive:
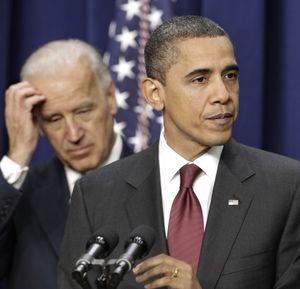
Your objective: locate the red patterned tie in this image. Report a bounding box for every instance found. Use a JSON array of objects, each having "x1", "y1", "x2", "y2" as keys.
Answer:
[{"x1": 167, "y1": 164, "x2": 204, "y2": 273}]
